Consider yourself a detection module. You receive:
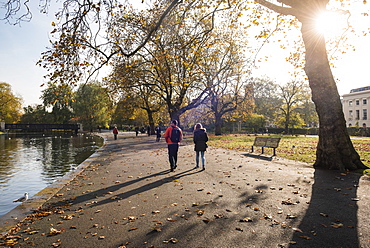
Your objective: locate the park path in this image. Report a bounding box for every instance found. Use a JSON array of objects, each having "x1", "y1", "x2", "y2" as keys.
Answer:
[{"x1": 1, "y1": 131, "x2": 370, "y2": 248}]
